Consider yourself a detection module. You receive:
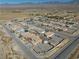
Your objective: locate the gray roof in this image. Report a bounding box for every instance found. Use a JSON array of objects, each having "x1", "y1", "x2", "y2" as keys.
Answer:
[
  {"x1": 33, "y1": 43, "x2": 53, "y2": 54},
  {"x1": 49, "y1": 35, "x2": 63, "y2": 46}
]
